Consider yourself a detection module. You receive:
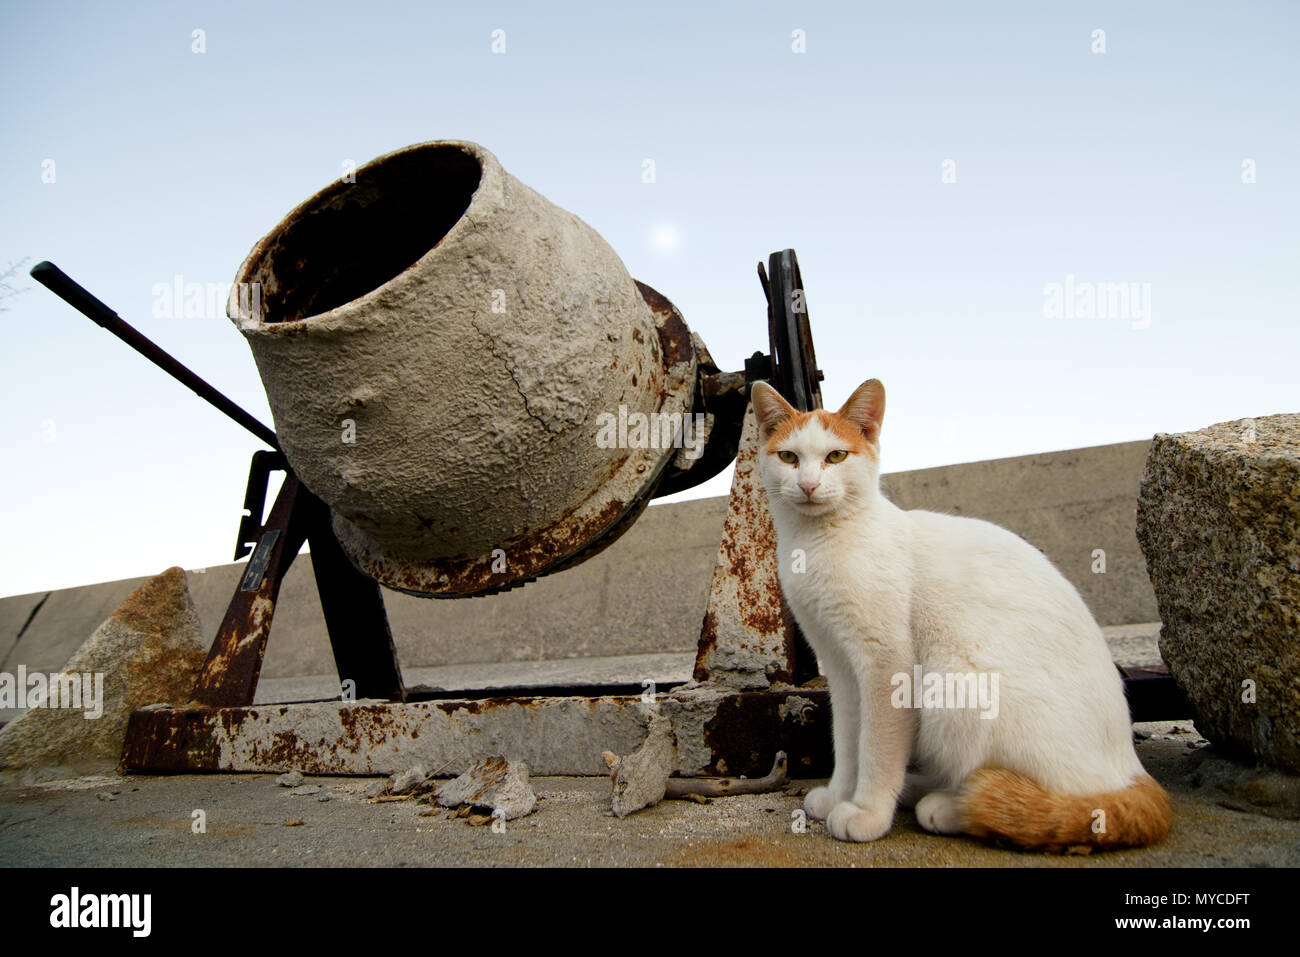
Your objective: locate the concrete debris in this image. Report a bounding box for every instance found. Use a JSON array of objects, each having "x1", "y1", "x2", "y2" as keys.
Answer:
[
  {"x1": 778, "y1": 696, "x2": 818, "y2": 725},
  {"x1": 1137, "y1": 414, "x2": 1300, "y2": 772},
  {"x1": 603, "y1": 711, "x2": 678, "y2": 818},
  {"x1": 389, "y1": 764, "x2": 427, "y2": 796},
  {"x1": 277, "y1": 771, "x2": 304, "y2": 788},
  {"x1": 0, "y1": 567, "x2": 208, "y2": 785},
  {"x1": 289, "y1": 785, "x2": 321, "y2": 797},
  {"x1": 434, "y1": 756, "x2": 537, "y2": 821},
  {"x1": 604, "y1": 714, "x2": 791, "y2": 817}
]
